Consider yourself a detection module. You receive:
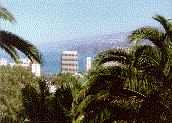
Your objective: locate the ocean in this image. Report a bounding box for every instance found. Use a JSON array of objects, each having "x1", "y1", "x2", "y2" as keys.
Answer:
[
  {"x1": 0, "y1": 50, "x2": 97, "y2": 74},
  {"x1": 41, "y1": 52, "x2": 97, "y2": 74},
  {"x1": 1, "y1": 31, "x2": 151, "y2": 74}
]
